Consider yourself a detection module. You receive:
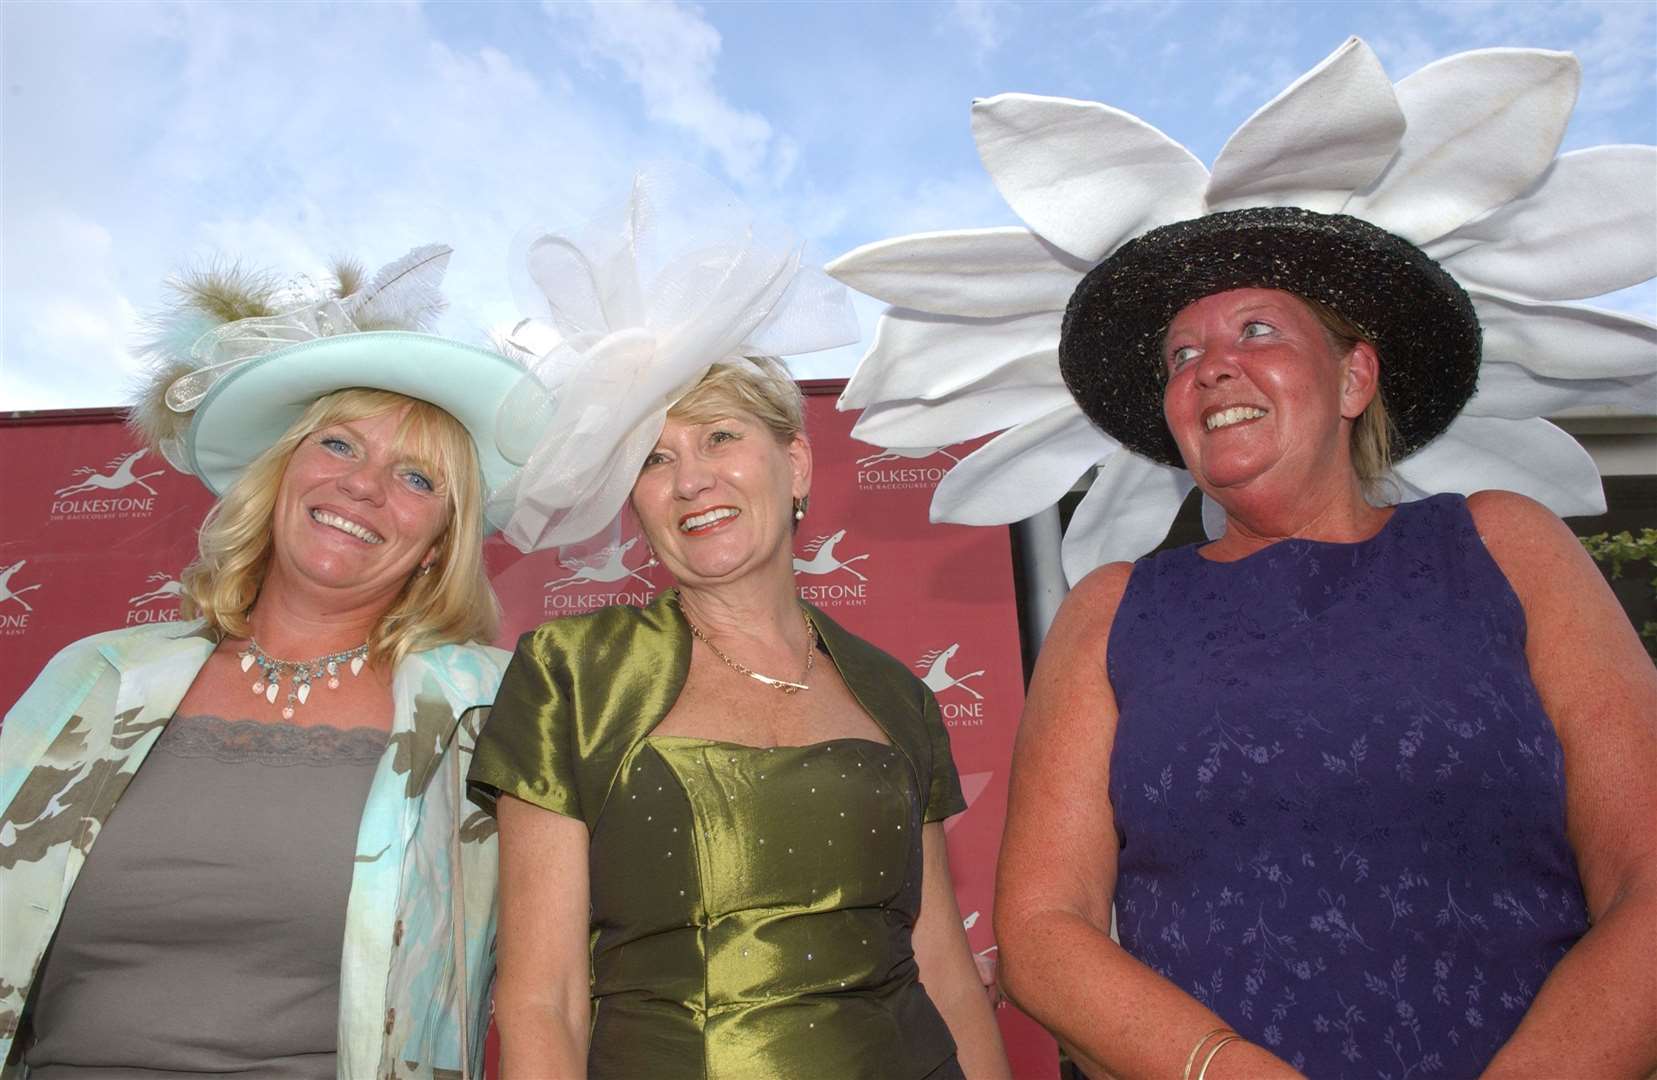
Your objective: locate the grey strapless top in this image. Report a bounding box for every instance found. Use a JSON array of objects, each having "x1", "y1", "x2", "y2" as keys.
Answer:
[{"x1": 24, "y1": 715, "x2": 386, "y2": 1078}]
